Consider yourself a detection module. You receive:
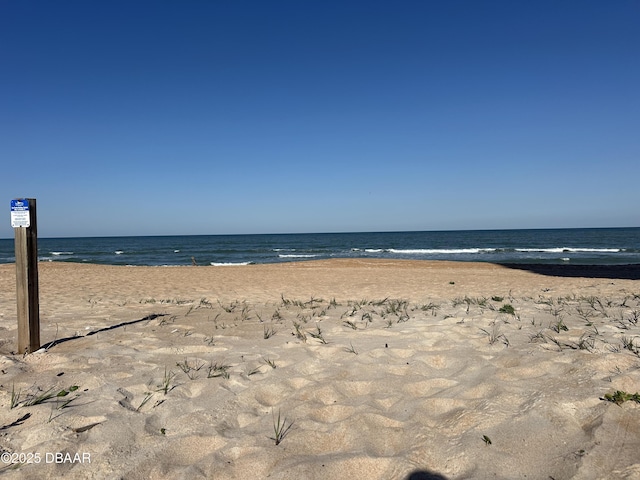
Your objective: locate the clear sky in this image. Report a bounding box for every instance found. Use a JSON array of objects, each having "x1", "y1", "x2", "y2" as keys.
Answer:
[{"x1": 1, "y1": 1, "x2": 638, "y2": 238}]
